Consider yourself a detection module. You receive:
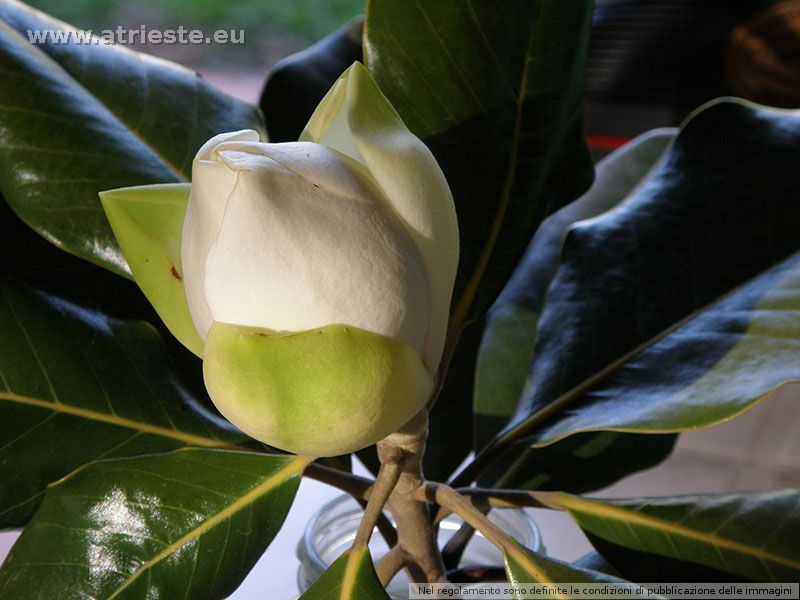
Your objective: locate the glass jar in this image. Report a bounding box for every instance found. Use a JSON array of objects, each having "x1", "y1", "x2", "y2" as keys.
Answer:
[{"x1": 296, "y1": 494, "x2": 543, "y2": 599}]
